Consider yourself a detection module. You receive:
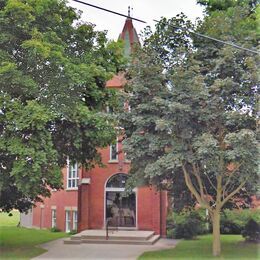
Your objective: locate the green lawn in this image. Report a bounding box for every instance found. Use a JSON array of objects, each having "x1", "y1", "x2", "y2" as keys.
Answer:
[
  {"x1": 0, "y1": 211, "x2": 68, "y2": 259},
  {"x1": 139, "y1": 235, "x2": 259, "y2": 260}
]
